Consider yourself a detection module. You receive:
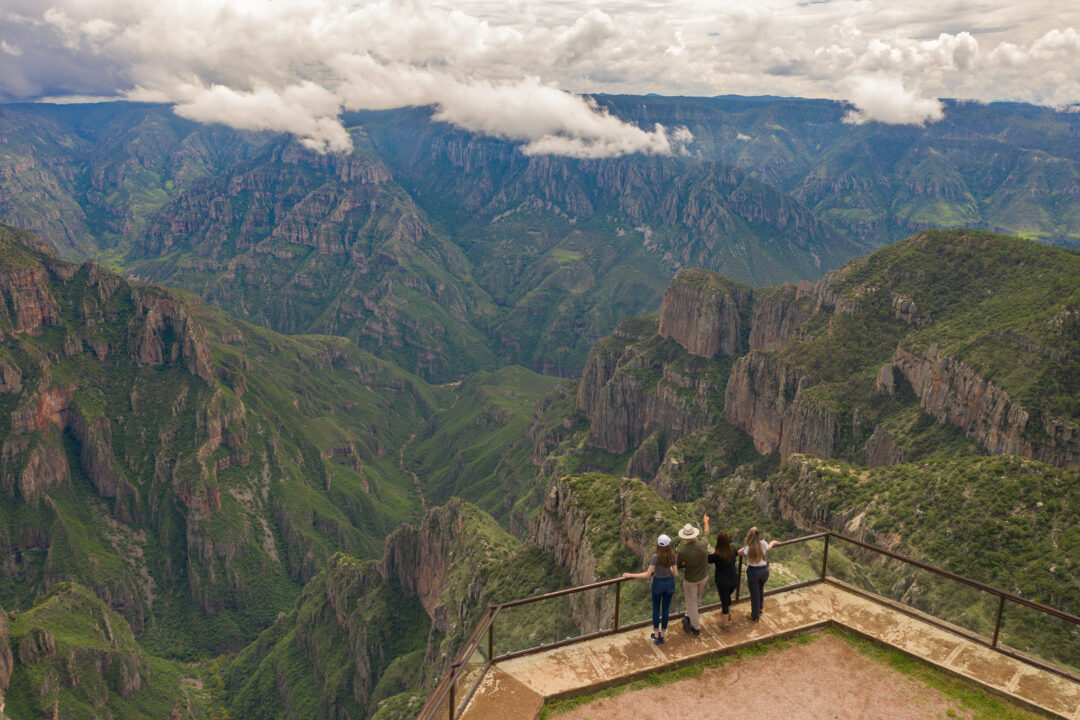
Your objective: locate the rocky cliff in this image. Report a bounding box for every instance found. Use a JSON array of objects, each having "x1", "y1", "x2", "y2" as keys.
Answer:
[
  {"x1": 129, "y1": 138, "x2": 496, "y2": 381},
  {"x1": 225, "y1": 498, "x2": 570, "y2": 720},
  {"x1": 0, "y1": 226, "x2": 444, "y2": 657},
  {"x1": 576, "y1": 318, "x2": 719, "y2": 457},
  {"x1": 1, "y1": 583, "x2": 199, "y2": 719},
  {"x1": 890, "y1": 345, "x2": 1080, "y2": 469},
  {"x1": 569, "y1": 230, "x2": 1080, "y2": 492},
  {"x1": 657, "y1": 270, "x2": 751, "y2": 358}
]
